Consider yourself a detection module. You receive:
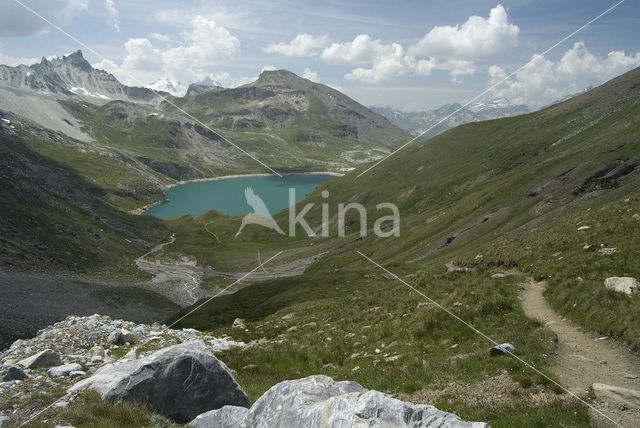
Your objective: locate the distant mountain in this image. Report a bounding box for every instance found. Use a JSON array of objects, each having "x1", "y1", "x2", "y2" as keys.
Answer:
[
  {"x1": 147, "y1": 76, "x2": 187, "y2": 97},
  {"x1": 173, "y1": 69, "x2": 409, "y2": 147},
  {"x1": 371, "y1": 98, "x2": 529, "y2": 139},
  {"x1": 185, "y1": 77, "x2": 224, "y2": 97},
  {"x1": 0, "y1": 50, "x2": 161, "y2": 140}
]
